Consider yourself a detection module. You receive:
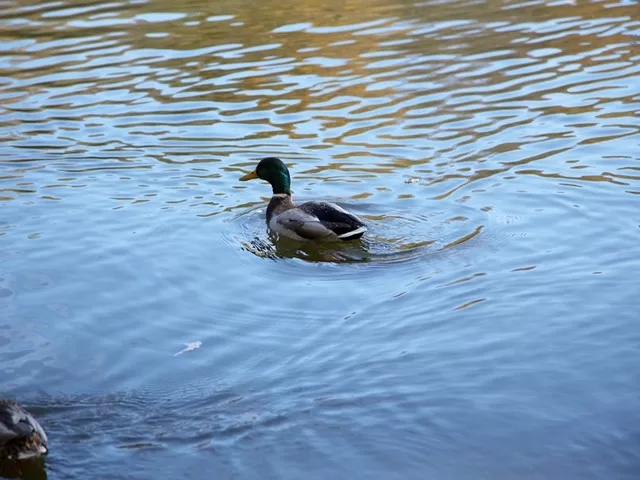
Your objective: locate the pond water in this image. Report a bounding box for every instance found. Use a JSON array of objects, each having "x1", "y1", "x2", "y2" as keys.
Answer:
[{"x1": 1, "y1": 0, "x2": 639, "y2": 478}]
